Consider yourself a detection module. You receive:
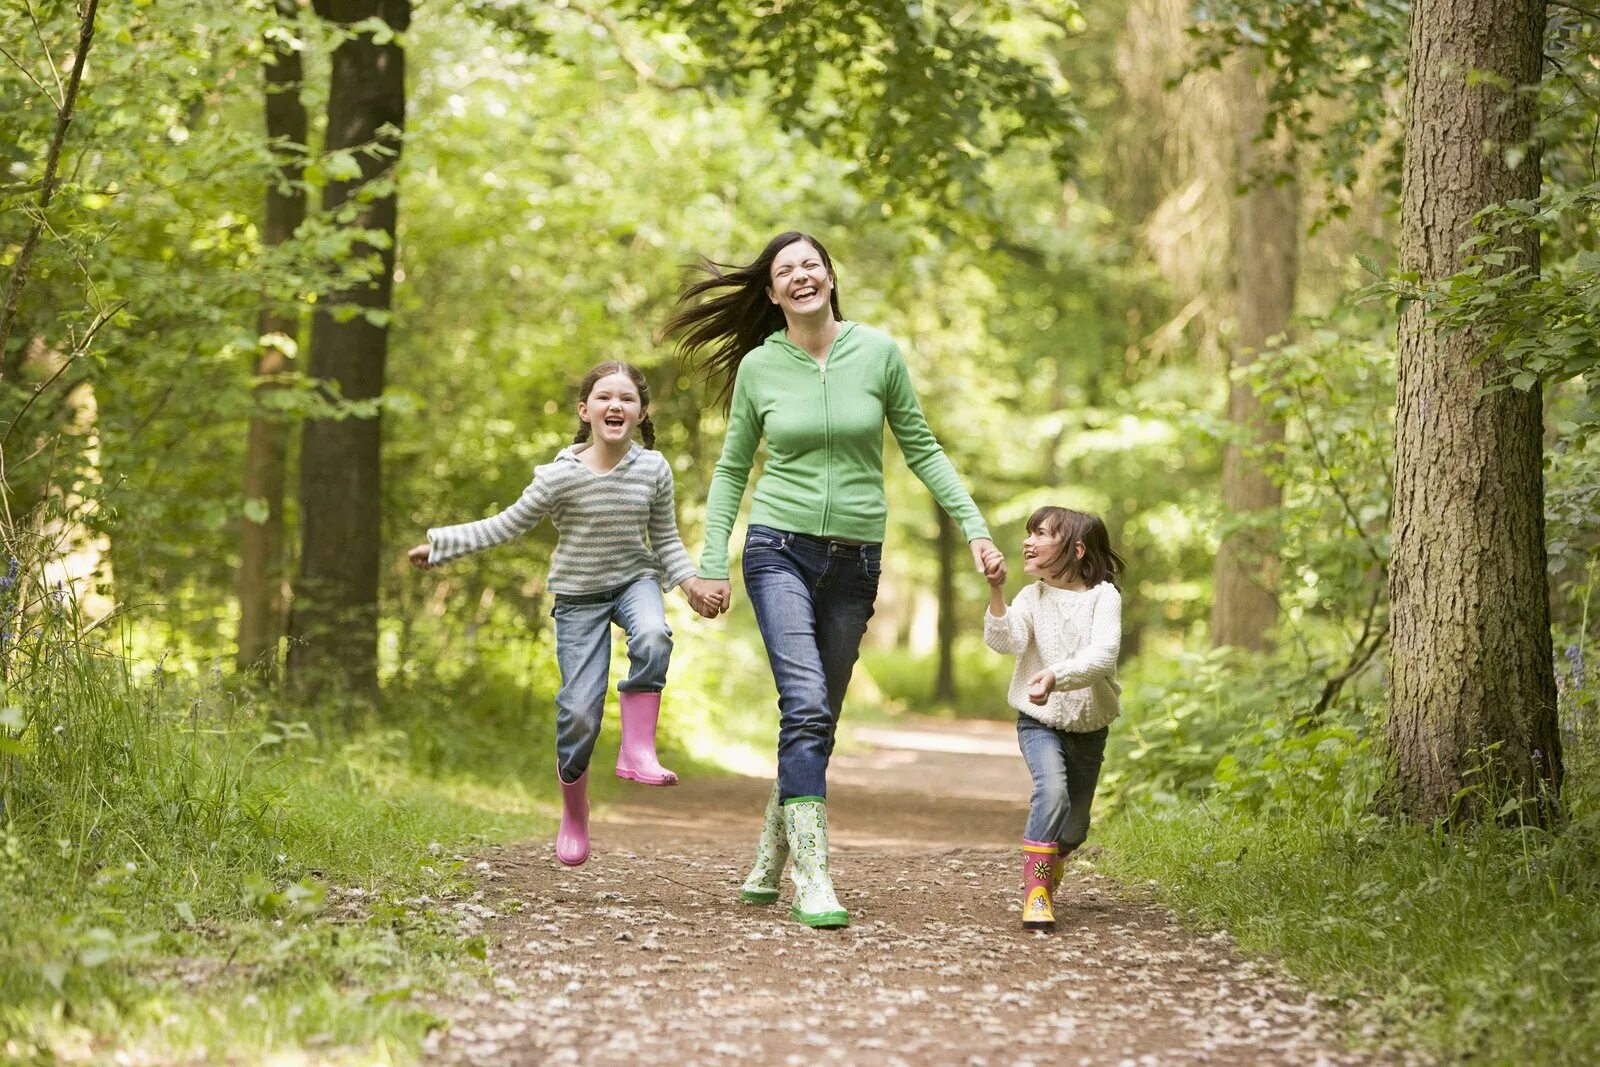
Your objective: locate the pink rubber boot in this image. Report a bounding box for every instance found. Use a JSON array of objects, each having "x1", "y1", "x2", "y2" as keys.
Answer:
[
  {"x1": 1051, "y1": 844, "x2": 1077, "y2": 895},
  {"x1": 1022, "y1": 839, "x2": 1058, "y2": 931},
  {"x1": 615, "y1": 691, "x2": 678, "y2": 786},
  {"x1": 555, "y1": 769, "x2": 590, "y2": 866}
]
